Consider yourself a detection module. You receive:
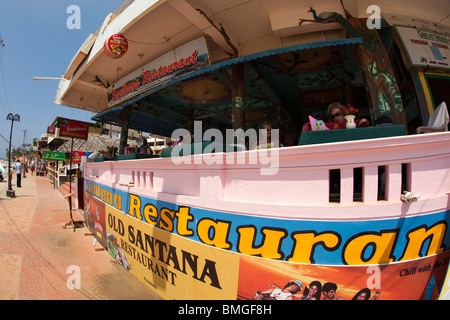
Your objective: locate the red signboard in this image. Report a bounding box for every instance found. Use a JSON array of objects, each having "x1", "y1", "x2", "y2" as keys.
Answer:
[
  {"x1": 104, "y1": 34, "x2": 128, "y2": 59},
  {"x1": 59, "y1": 118, "x2": 89, "y2": 140},
  {"x1": 47, "y1": 126, "x2": 56, "y2": 134},
  {"x1": 71, "y1": 150, "x2": 84, "y2": 163}
]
